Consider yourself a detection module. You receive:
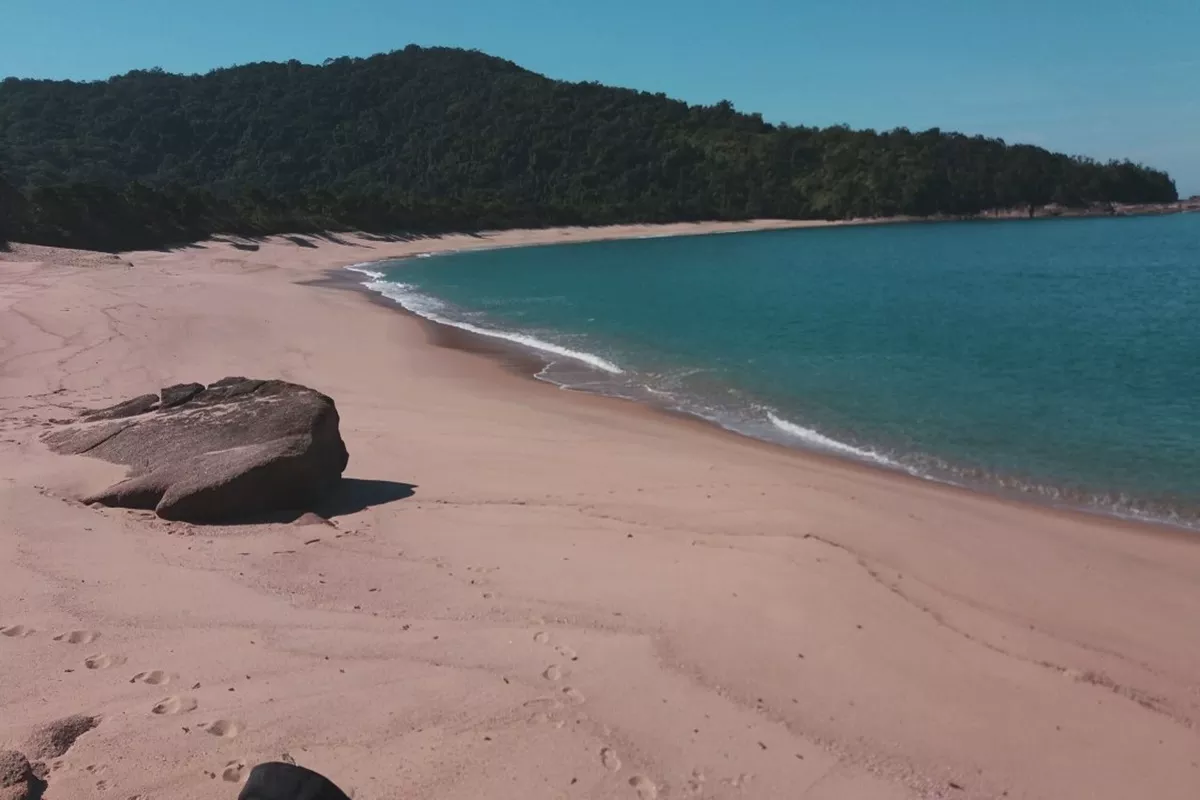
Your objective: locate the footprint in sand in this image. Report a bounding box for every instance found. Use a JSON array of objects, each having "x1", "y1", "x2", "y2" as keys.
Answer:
[
  {"x1": 151, "y1": 696, "x2": 198, "y2": 715},
  {"x1": 542, "y1": 665, "x2": 563, "y2": 681},
  {"x1": 221, "y1": 759, "x2": 247, "y2": 783},
  {"x1": 523, "y1": 696, "x2": 564, "y2": 715},
  {"x1": 1, "y1": 624, "x2": 35, "y2": 637},
  {"x1": 561, "y1": 686, "x2": 586, "y2": 705},
  {"x1": 131, "y1": 670, "x2": 170, "y2": 686},
  {"x1": 555, "y1": 644, "x2": 579, "y2": 661},
  {"x1": 200, "y1": 720, "x2": 242, "y2": 738},
  {"x1": 630, "y1": 775, "x2": 659, "y2": 799},
  {"x1": 601, "y1": 747, "x2": 622, "y2": 772},
  {"x1": 84, "y1": 654, "x2": 124, "y2": 670},
  {"x1": 533, "y1": 631, "x2": 550, "y2": 645},
  {"x1": 54, "y1": 630, "x2": 99, "y2": 645}
]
